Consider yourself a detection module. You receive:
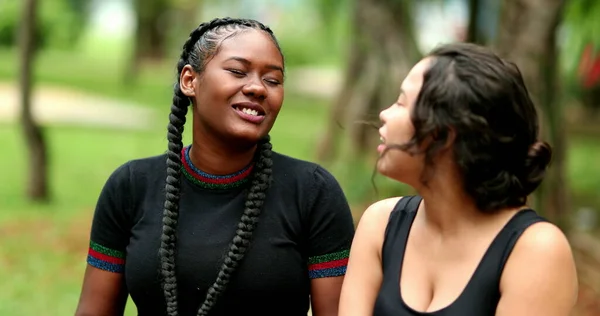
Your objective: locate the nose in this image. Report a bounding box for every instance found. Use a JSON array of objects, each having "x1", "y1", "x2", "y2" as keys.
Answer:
[
  {"x1": 242, "y1": 77, "x2": 267, "y2": 100},
  {"x1": 379, "y1": 107, "x2": 389, "y2": 124}
]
